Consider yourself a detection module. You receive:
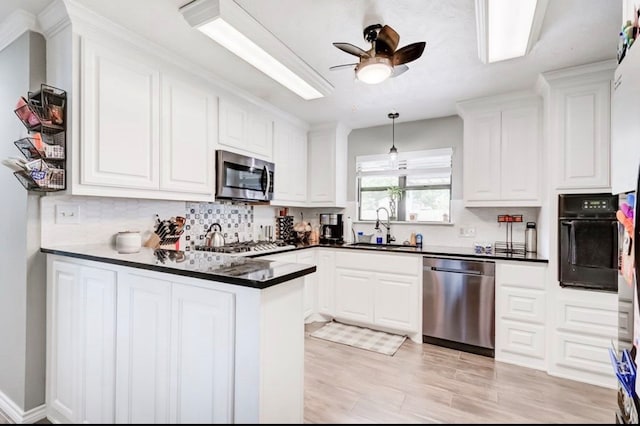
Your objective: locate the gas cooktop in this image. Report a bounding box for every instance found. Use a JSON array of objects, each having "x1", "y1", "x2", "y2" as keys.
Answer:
[{"x1": 194, "y1": 240, "x2": 296, "y2": 256}]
